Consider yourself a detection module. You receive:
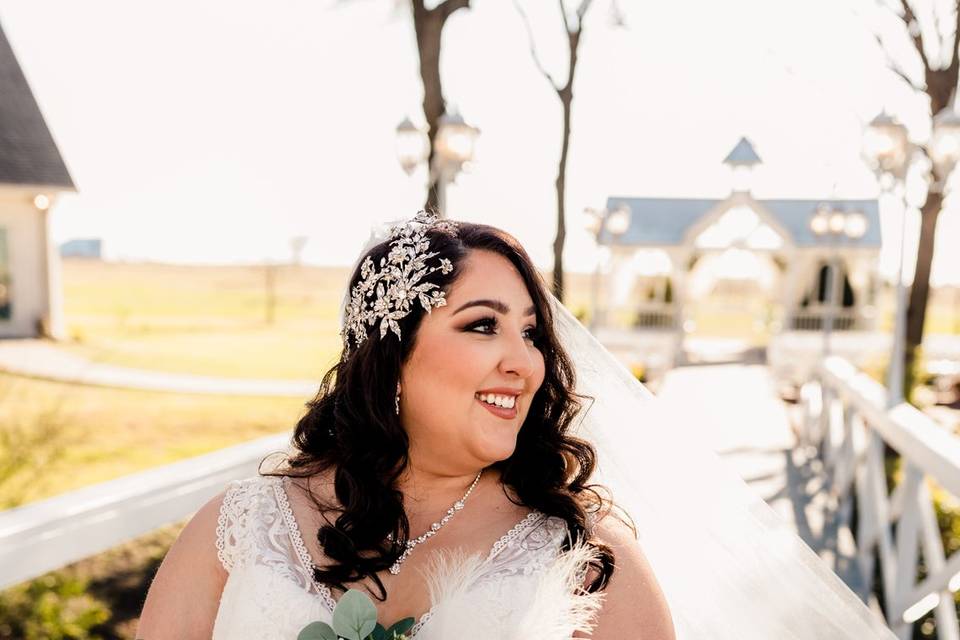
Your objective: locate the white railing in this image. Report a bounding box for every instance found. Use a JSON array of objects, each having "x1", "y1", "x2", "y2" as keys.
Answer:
[
  {"x1": 633, "y1": 303, "x2": 676, "y2": 329},
  {"x1": 0, "y1": 432, "x2": 289, "y2": 591},
  {"x1": 801, "y1": 357, "x2": 960, "y2": 640},
  {"x1": 791, "y1": 309, "x2": 860, "y2": 331}
]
